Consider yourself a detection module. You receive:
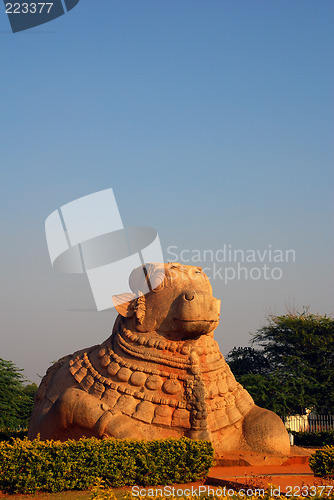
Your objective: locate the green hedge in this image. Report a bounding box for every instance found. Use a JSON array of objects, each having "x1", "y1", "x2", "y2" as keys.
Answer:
[
  {"x1": 0, "y1": 437, "x2": 214, "y2": 494},
  {"x1": 290, "y1": 430, "x2": 334, "y2": 447},
  {"x1": 309, "y1": 445, "x2": 334, "y2": 477}
]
